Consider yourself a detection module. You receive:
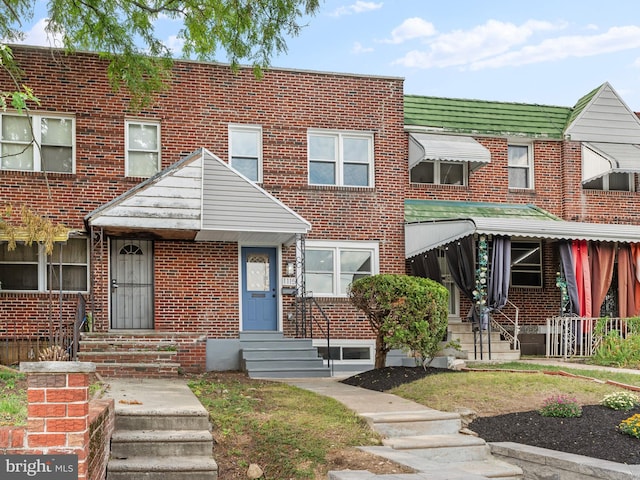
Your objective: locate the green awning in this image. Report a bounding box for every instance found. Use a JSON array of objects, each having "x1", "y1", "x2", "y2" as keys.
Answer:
[{"x1": 405, "y1": 200, "x2": 640, "y2": 258}]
